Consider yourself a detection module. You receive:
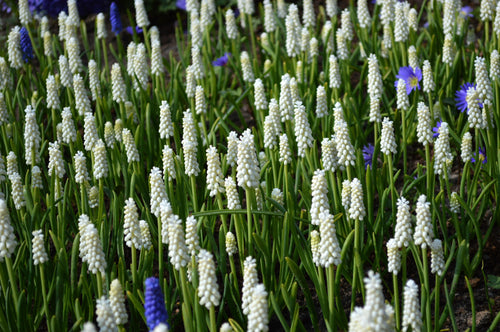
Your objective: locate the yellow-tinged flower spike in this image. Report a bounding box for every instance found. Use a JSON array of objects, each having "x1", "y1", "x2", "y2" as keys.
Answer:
[
  {"x1": 109, "y1": 279, "x2": 128, "y2": 325},
  {"x1": 225, "y1": 231, "x2": 237, "y2": 256},
  {"x1": 225, "y1": 176, "x2": 241, "y2": 209},
  {"x1": 135, "y1": 0, "x2": 150, "y2": 28}
]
